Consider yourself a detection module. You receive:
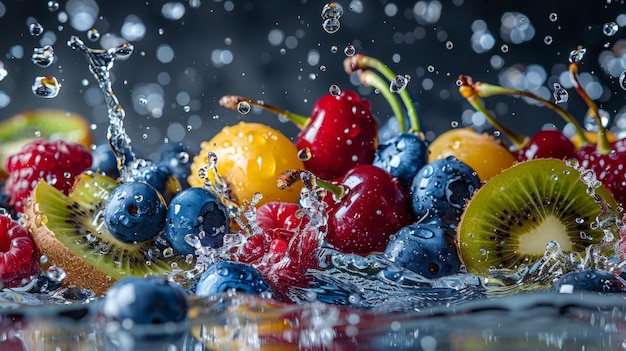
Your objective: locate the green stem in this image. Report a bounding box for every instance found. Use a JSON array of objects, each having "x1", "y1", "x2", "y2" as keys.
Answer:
[
  {"x1": 358, "y1": 70, "x2": 406, "y2": 133},
  {"x1": 345, "y1": 54, "x2": 421, "y2": 133},
  {"x1": 568, "y1": 63, "x2": 611, "y2": 154},
  {"x1": 315, "y1": 178, "x2": 346, "y2": 200},
  {"x1": 473, "y1": 81, "x2": 589, "y2": 145},
  {"x1": 458, "y1": 76, "x2": 528, "y2": 149},
  {"x1": 219, "y1": 95, "x2": 310, "y2": 130}
]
